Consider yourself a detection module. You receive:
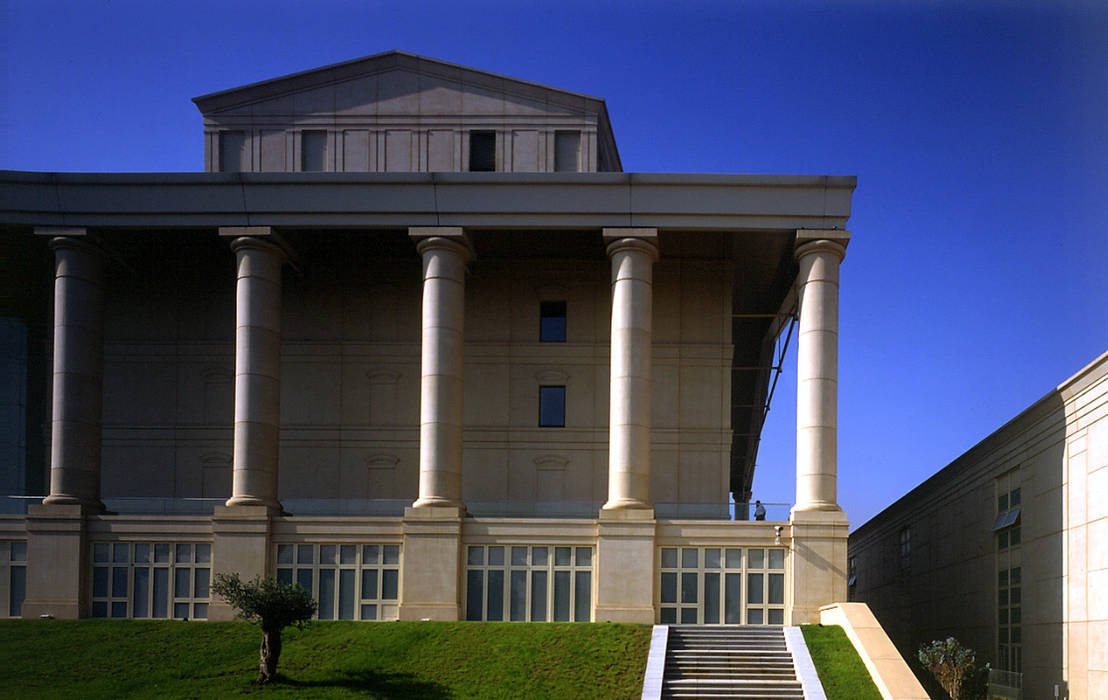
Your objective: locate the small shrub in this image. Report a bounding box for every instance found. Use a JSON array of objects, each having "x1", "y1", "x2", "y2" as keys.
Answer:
[
  {"x1": 210, "y1": 573, "x2": 317, "y2": 684},
  {"x1": 918, "y1": 637, "x2": 976, "y2": 700}
]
